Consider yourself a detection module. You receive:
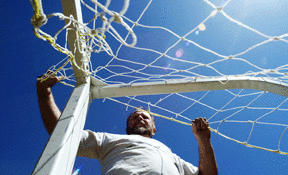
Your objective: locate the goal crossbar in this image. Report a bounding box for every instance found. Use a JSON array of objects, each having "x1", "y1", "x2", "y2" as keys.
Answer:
[{"x1": 91, "y1": 76, "x2": 288, "y2": 99}]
